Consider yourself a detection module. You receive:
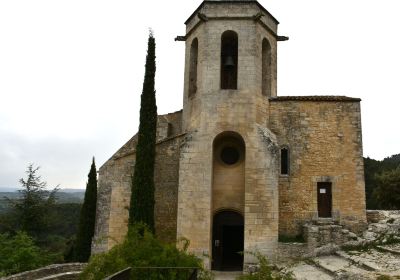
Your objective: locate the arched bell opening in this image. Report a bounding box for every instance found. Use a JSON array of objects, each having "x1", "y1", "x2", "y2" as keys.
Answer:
[{"x1": 221, "y1": 31, "x2": 238, "y2": 90}]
